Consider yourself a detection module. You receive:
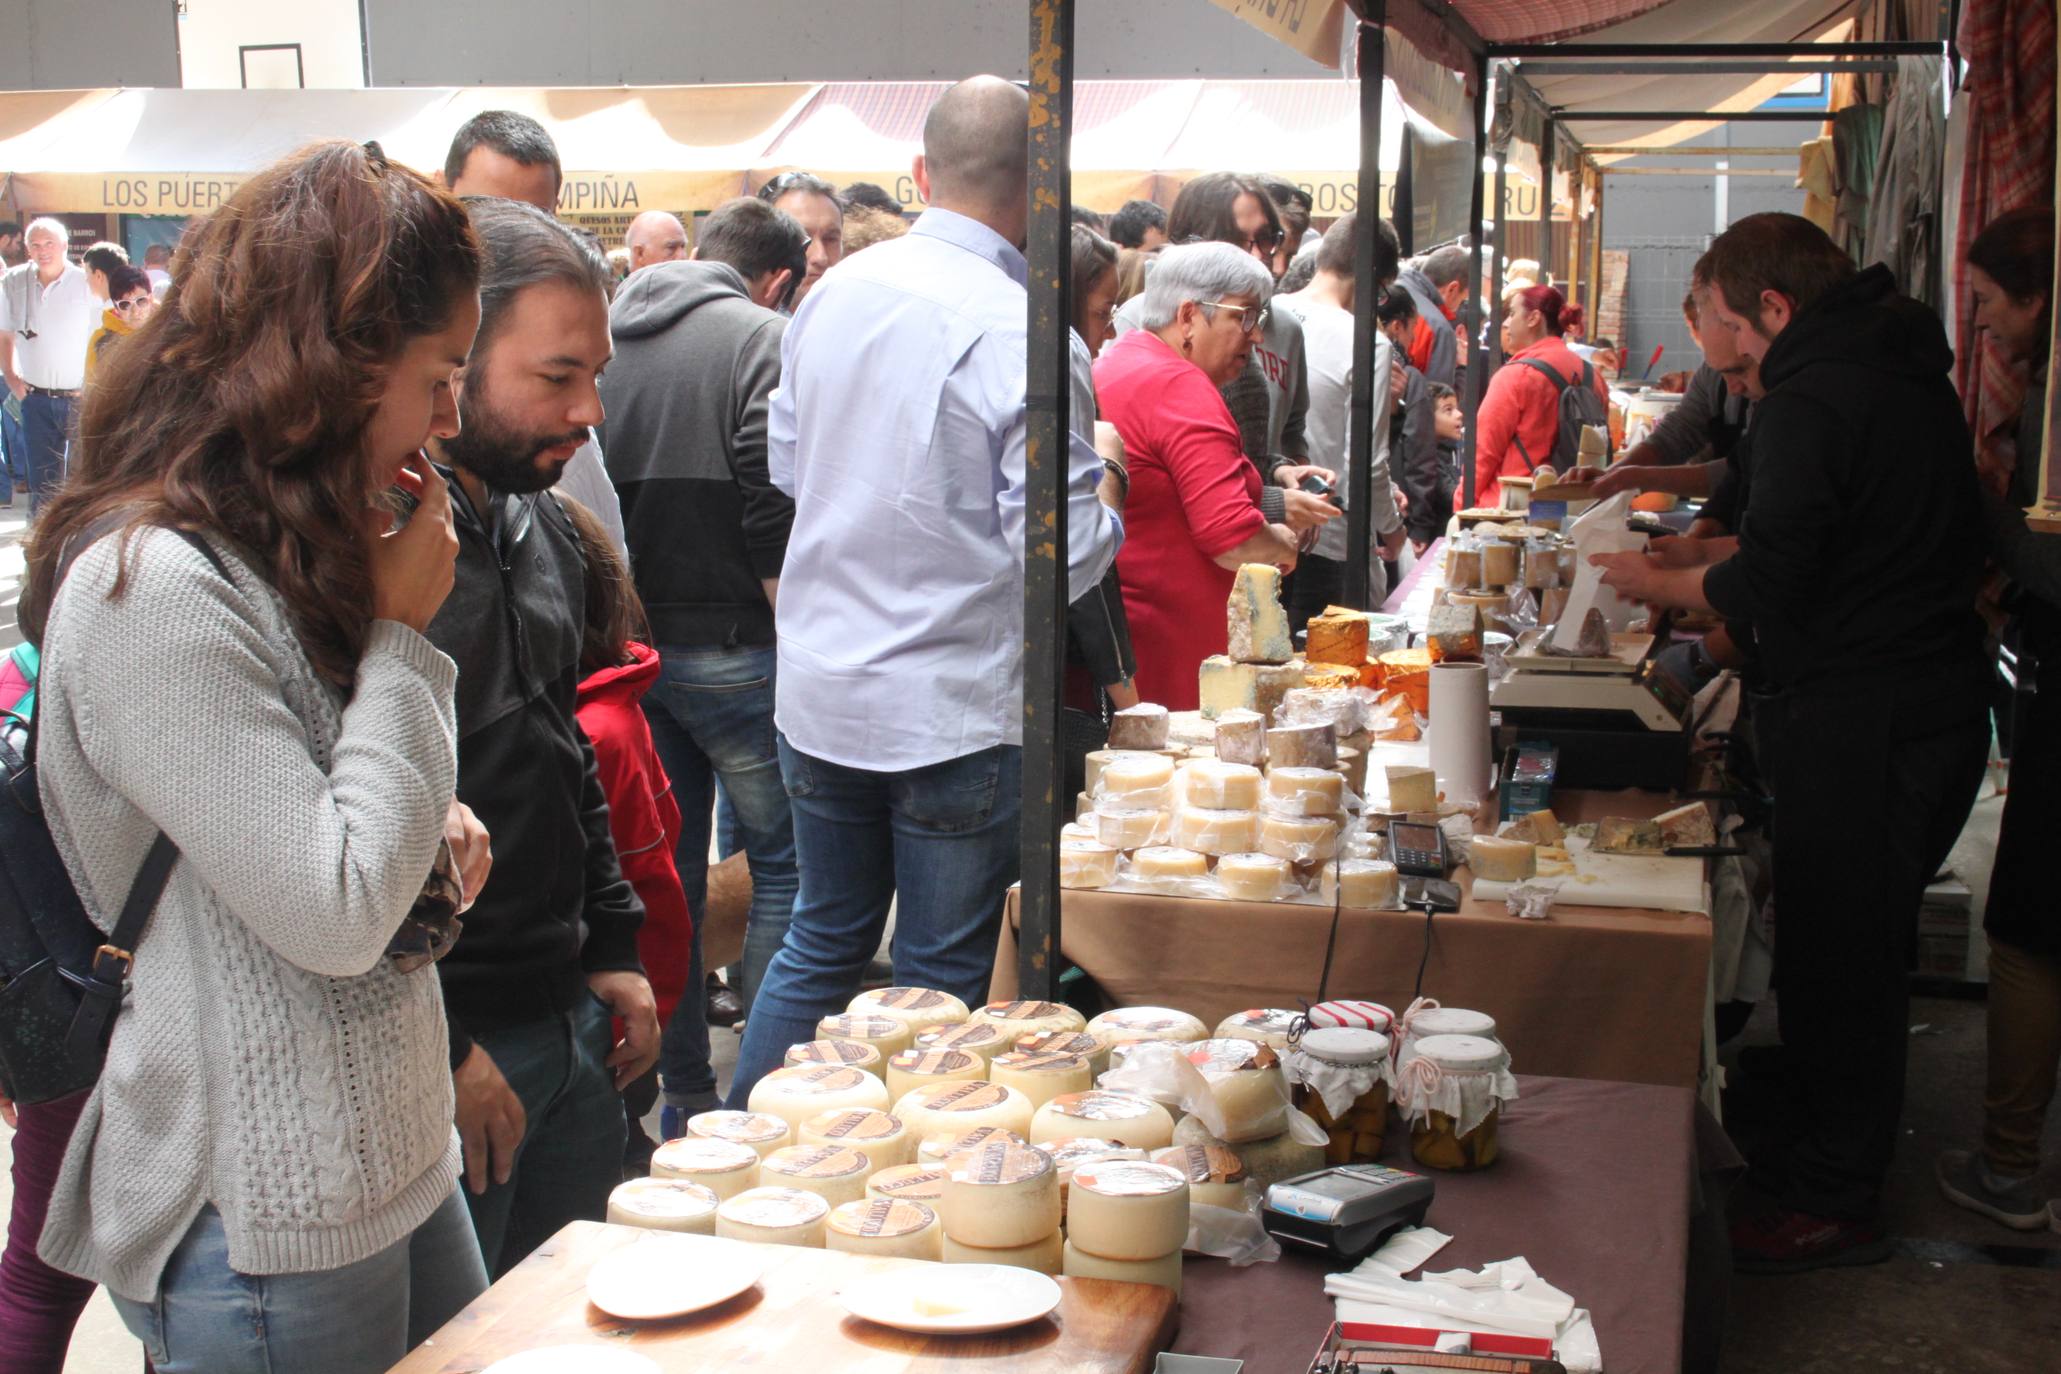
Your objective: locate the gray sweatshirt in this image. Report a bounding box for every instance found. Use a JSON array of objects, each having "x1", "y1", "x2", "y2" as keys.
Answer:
[{"x1": 35, "y1": 529, "x2": 461, "y2": 1301}]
